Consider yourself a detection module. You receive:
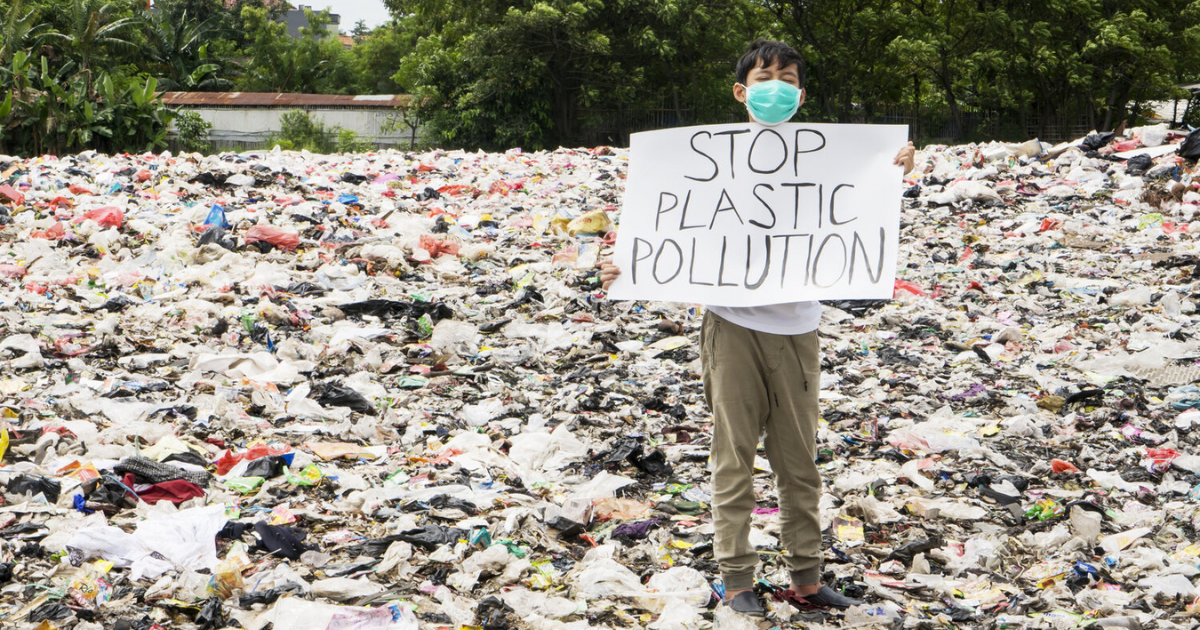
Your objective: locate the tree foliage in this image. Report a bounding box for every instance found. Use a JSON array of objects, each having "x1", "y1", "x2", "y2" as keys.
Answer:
[
  {"x1": 387, "y1": 0, "x2": 767, "y2": 150},
  {"x1": 236, "y1": 6, "x2": 354, "y2": 93},
  {"x1": 1, "y1": 0, "x2": 1198, "y2": 155},
  {"x1": 765, "y1": 0, "x2": 1200, "y2": 139}
]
